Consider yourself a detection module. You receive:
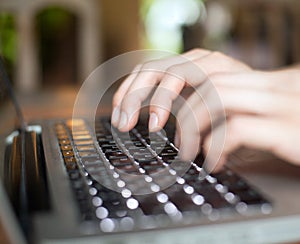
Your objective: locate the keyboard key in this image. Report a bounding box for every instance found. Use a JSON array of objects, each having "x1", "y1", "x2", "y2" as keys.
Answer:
[
  {"x1": 60, "y1": 144, "x2": 73, "y2": 151},
  {"x1": 105, "y1": 151, "x2": 127, "y2": 160},
  {"x1": 74, "y1": 140, "x2": 94, "y2": 146},
  {"x1": 64, "y1": 156, "x2": 77, "y2": 164},
  {"x1": 73, "y1": 135, "x2": 92, "y2": 140},
  {"x1": 76, "y1": 145, "x2": 96, "y2": 151},
  {"x1": 78, "y1": 151, "x2": 99, "y2": 158},
  {"x1": 59, "y1": 139, "x2": 71, "y2": 145},
  {"x1": 62, "y1": 150, "x2": 74, "y2": 157},
  {"x1": 110, "y1": 157, "x2": 132, "y2": 167},
  {"x1": 115, "y1": 165, "x2": 139, "y2": 174}
]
